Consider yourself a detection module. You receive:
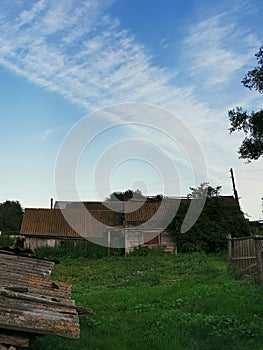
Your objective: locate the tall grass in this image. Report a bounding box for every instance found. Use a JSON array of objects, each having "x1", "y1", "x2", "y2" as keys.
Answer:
[{"x1": 23, "y1": 251, "x2": 263, "y2": 350}]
